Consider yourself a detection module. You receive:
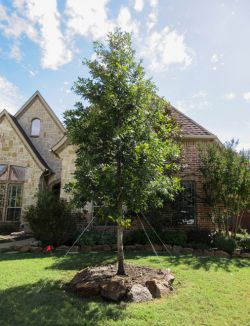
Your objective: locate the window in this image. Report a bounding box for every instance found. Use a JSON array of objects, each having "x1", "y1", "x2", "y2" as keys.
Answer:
[
  {"x1": 0, "y1": 164, "x2": 8, "y2": 181},
  {"x1": 175, "y1": 181, "x2": 196, "y2": 225},
  {"x1": 0, "y1": 184, "x2": 6, "y2": 220},
  {"x1": 6, "y1": 184, "x2": 23, "y2": 222},
  {"x1": 31, "y1": 118, "x2": 41, "y2": 137},
  {"x1": 0, "y1": 165, "x2": 26, "y2": 222}
]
